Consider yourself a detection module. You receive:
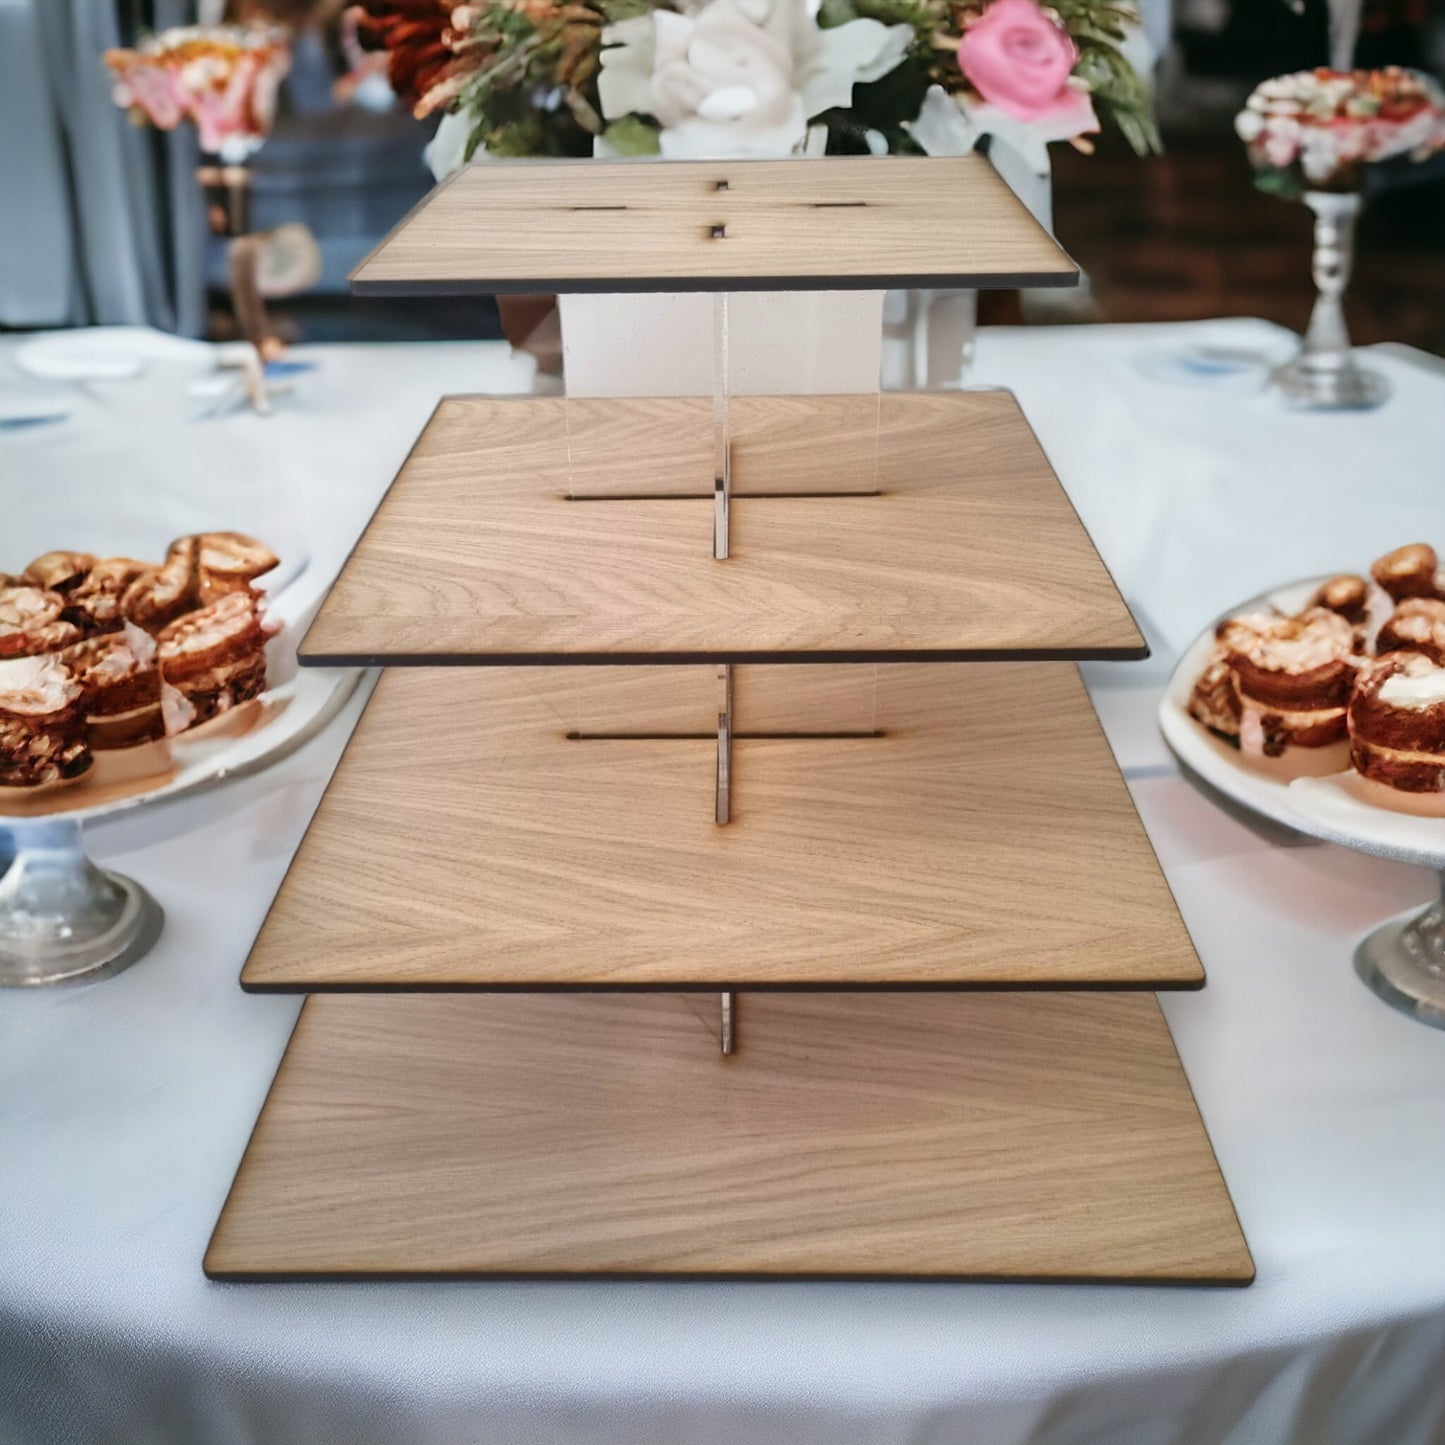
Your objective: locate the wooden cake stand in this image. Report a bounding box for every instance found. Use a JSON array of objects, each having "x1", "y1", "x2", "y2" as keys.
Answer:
[{"x1": 208, "y1": 156, "x2": 1252, "y2": 1285}]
